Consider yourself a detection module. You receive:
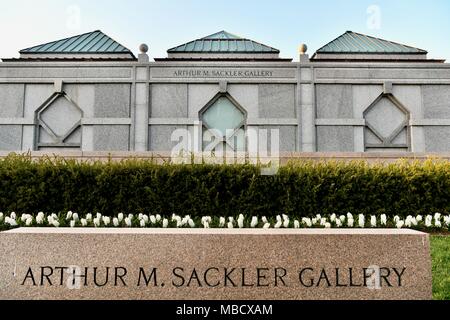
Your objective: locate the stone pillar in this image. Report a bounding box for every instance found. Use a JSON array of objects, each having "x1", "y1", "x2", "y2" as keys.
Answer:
[{"x1": 134, "y1": 44, "x2": 150, "y2": 151}]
